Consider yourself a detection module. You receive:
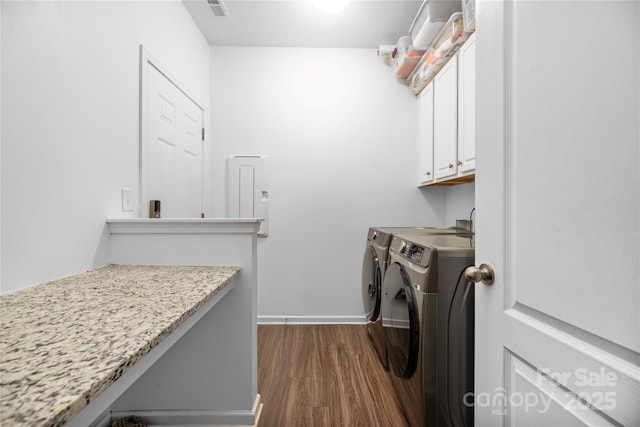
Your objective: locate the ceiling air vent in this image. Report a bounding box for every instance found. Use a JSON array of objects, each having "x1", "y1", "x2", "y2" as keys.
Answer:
[{"x1": 207, "y1": 0, "x2": 229, "y2": 17}]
